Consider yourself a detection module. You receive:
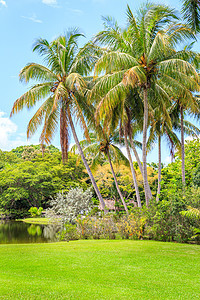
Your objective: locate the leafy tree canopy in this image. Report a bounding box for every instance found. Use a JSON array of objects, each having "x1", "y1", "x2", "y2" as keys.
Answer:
[{"x1": 0, "y1": 146, "x2": 88, "y2": 218}]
